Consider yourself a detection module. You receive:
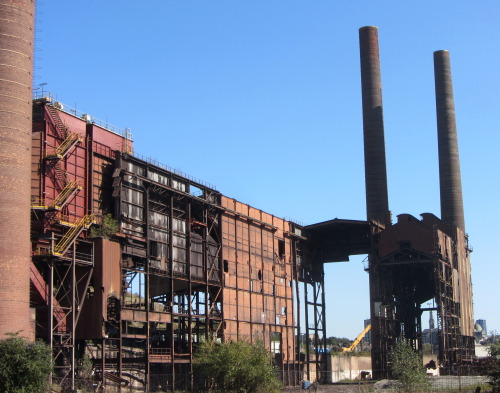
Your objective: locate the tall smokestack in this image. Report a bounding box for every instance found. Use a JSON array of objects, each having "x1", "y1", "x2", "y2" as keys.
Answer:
[
  {"x1": 433, "y1": 50, "x2": 465, "y2": 232},
  {"x1": 359, "y1": 26, "x2": 389, "y2": 224},
  {"x1": 0, "y1": 0, "x2": 35, "y2": 338}
]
